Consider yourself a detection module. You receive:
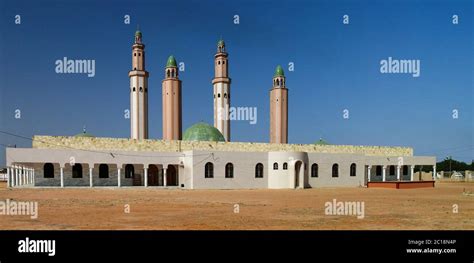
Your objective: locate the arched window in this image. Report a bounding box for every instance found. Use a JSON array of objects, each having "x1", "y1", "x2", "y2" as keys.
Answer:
[
  {"x1": 205, "y1": 162, "x2": 213, "y2": 178},
  {"x1": 138, "y1": 53, "x2": 141, "y2": 56},
  {"x1": 403, "y1": 165, "x2": 408, "y2": 175},
  {"x1": 350, "y1": 163, "x2": 356, "y2": 177},
  {"x1": 44, "y1": 163, "x2": 54, "y2": 178},
  {"x1": 72, "y1": 164, "x2": 83, "y2": 178},
  {"x1": 225, "y1": 163, "x2": 234, "y2": 178},
  {"x1": 332, "y1": 164, "x2": 339, "y2": 177},
  {"x1": 125, "y1": 164, "x2": 134, "y2": 179},
  {"x1": 376, "y1": 166, "x2": 382, "y2": 176},
  {"x1": 139, "y1": 87, "x2": 143, "y2": 92},
  {"x1": 134, "y1": 67, "x2": 137, "y2": 70},
  {"x1": 134, "y1": 53, "x2": 136, "y2": 56},
  {"x1": 223, "y1": 61, "x2": 225, "y2": 64},
  {"x1": 224, "y1": 93, "x2": 227, "y2": 98},
  {"x1": 218, "y1": 93, "x2": 221, "y2": 98},
  {"x1": 389, "y1": 165, "x2": 395, "y2": 176},
  {"x1": 276, "y1": 79, "x2": 280, "y2": 86},
  {"x1": 167, "y1": 70, "x2": 170, "y2": 78},
  {"x1": 133, "y1": 87, "x2": 136, "y2": 92},
  {"x1": 99, "y1": 164, "x2": 109, "y2": 178},
  {"x1": 255, "y1": 163, "x2": 264, "y2": 178},
  {"x1": 283, "y1": 162, "x2": 288, "y2": 170},
  {"x1": 311, "y1": 163, "x2": 318, "y2": 177},
  {"x1": 273, "y1": 162, "x2": 278, "y2": 170}
]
